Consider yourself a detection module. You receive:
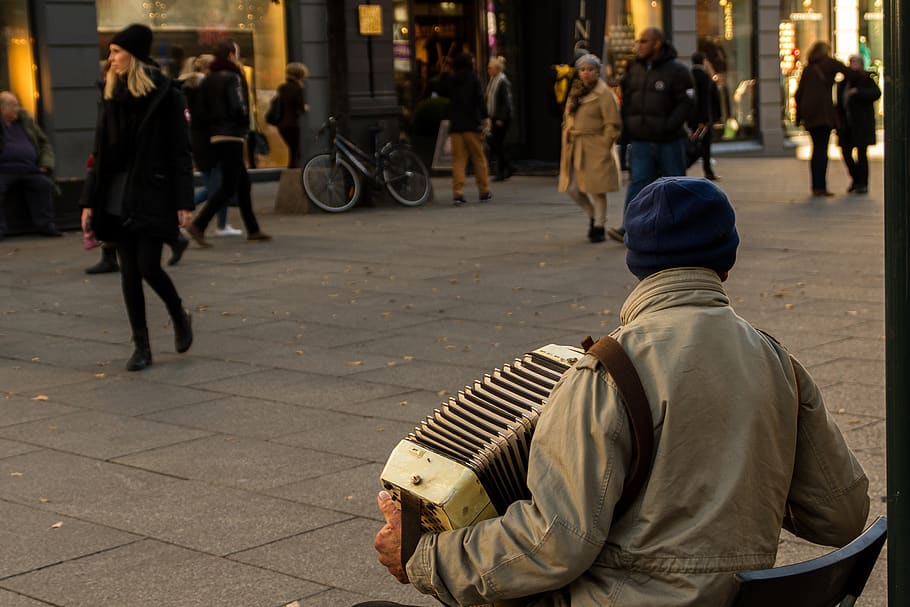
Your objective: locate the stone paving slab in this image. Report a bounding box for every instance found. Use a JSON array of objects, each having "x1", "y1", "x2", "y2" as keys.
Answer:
[
  {"x1": 0, "y1": 157, "x2": 889, "y2": 606},
  {"x1": 2, "y1": 539, "x2": 327, "y2": 607}
]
